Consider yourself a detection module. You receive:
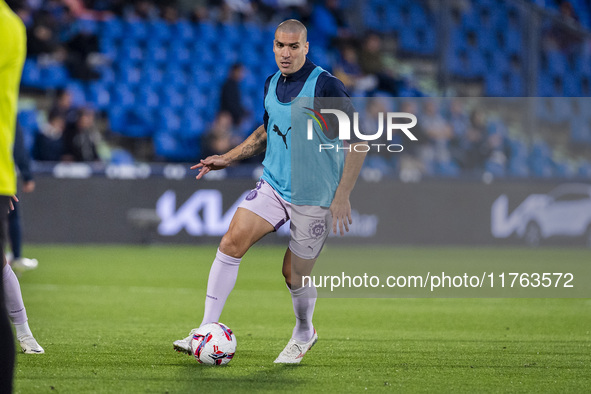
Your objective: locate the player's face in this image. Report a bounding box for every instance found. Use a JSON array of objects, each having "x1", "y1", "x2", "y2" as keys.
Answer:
[{"x1": 274, "y1": 31, "x2": 309, "y2": 76}]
